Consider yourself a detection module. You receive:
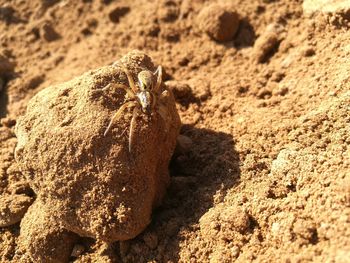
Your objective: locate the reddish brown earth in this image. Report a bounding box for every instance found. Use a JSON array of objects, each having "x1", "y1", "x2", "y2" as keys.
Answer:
[{"x1": 0, "y1": 0, "x2": 349, "y2": 262}]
